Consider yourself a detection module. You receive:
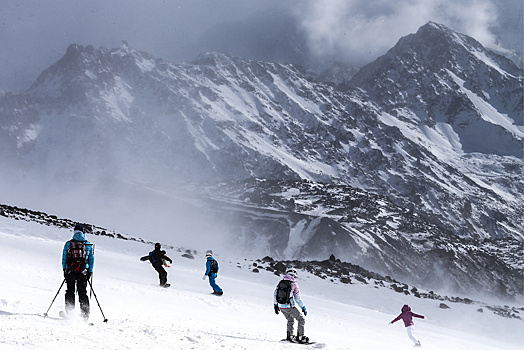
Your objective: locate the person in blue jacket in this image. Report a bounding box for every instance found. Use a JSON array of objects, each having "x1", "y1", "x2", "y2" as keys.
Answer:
[
  {"x1": 202, "y1": 250, "x2": 223, "y2": 295},
  {"x1": 62, "y1": 223, "x2": 95, "y2": 319}
]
